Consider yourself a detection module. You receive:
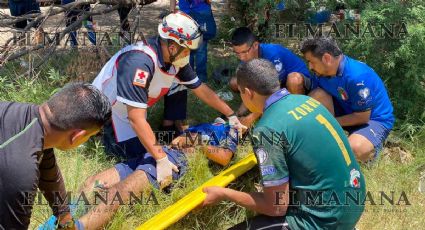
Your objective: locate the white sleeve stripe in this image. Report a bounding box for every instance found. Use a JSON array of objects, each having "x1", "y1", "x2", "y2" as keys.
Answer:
[
  {"x1": 116, "y1": 96, "x2": 148, "y2": 109},
  {"x1": 178, "y1": 77, "x2": 200, "y2": 85},
  {"x1": 262, "y1": 177, "x2": 289, "y2": 187}
]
